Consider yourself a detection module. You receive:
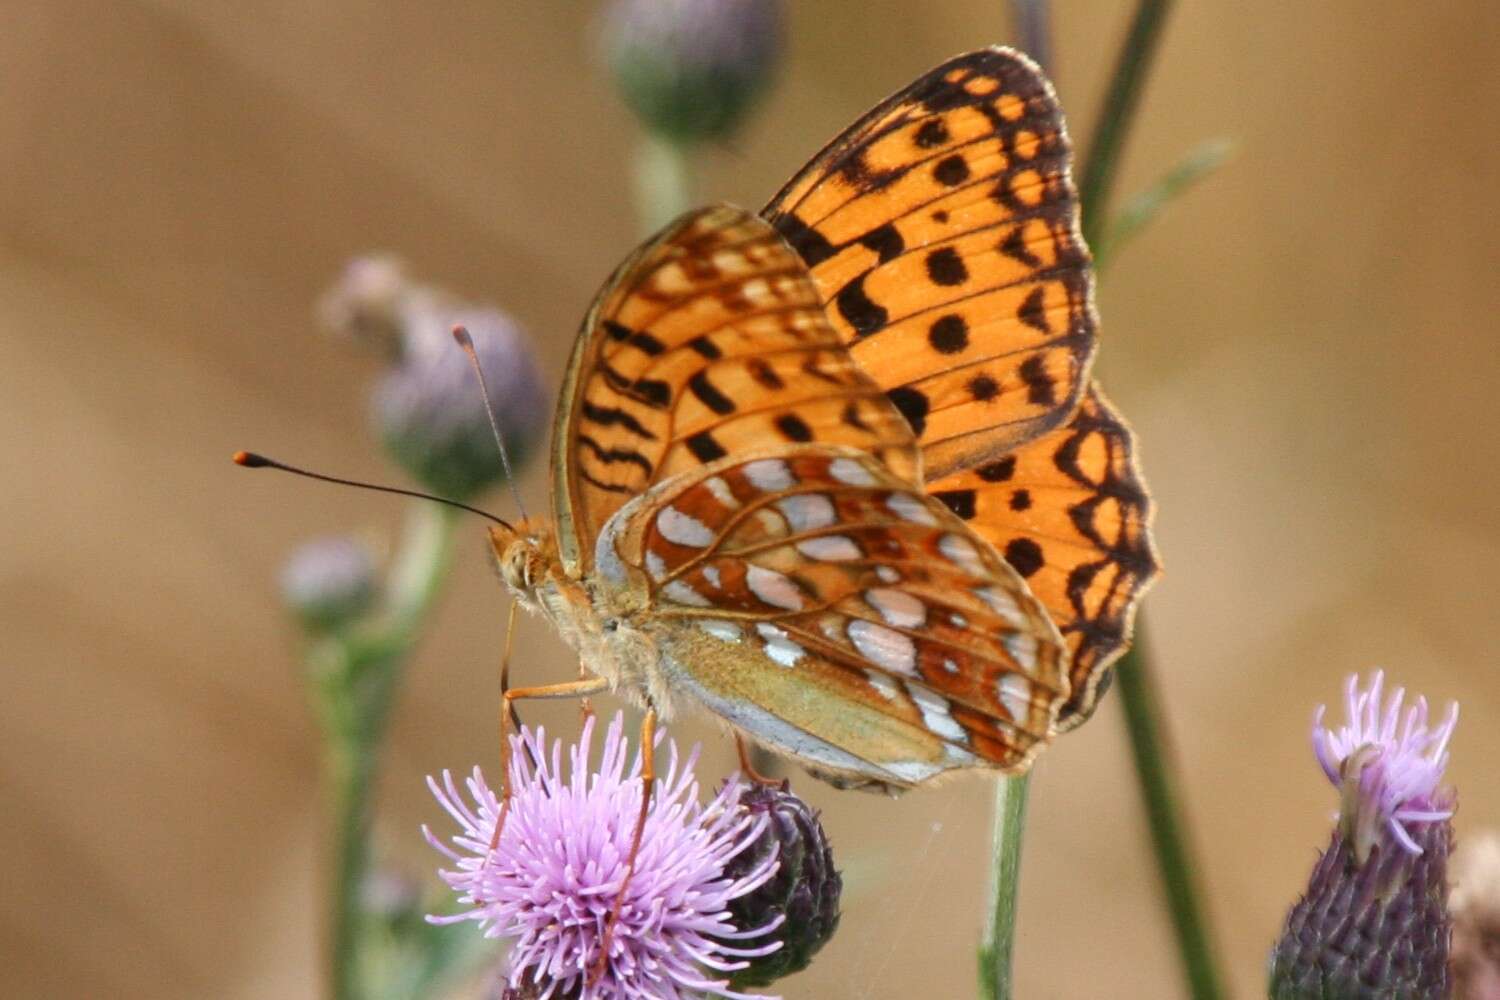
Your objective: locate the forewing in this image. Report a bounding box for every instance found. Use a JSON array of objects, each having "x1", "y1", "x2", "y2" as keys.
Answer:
[
  {"x1": 763, "y1": 47, "x2": 1096, "y2": 479},
  {"x1": 553, "y1": 204, "x2": 919, "y2": 576},
  {"x1": 601, "y1": 445, "x2": 1070, "y2": 784},
  {"x1": 926, "y1": 384, "x2": 1159, "y2": 726}
]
